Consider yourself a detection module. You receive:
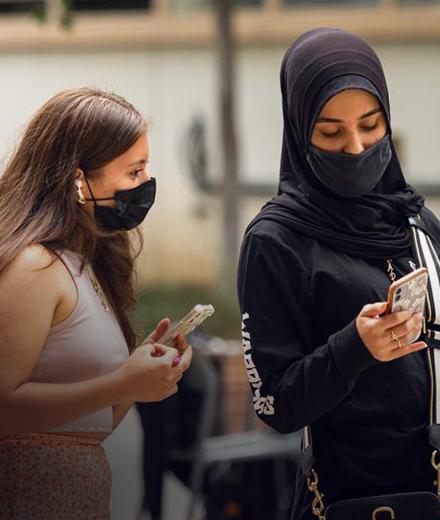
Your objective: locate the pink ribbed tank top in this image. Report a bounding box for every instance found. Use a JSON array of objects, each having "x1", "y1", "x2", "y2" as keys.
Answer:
[{"x1": 29, "y1": 250, "x2": 129, "y2": 433}]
